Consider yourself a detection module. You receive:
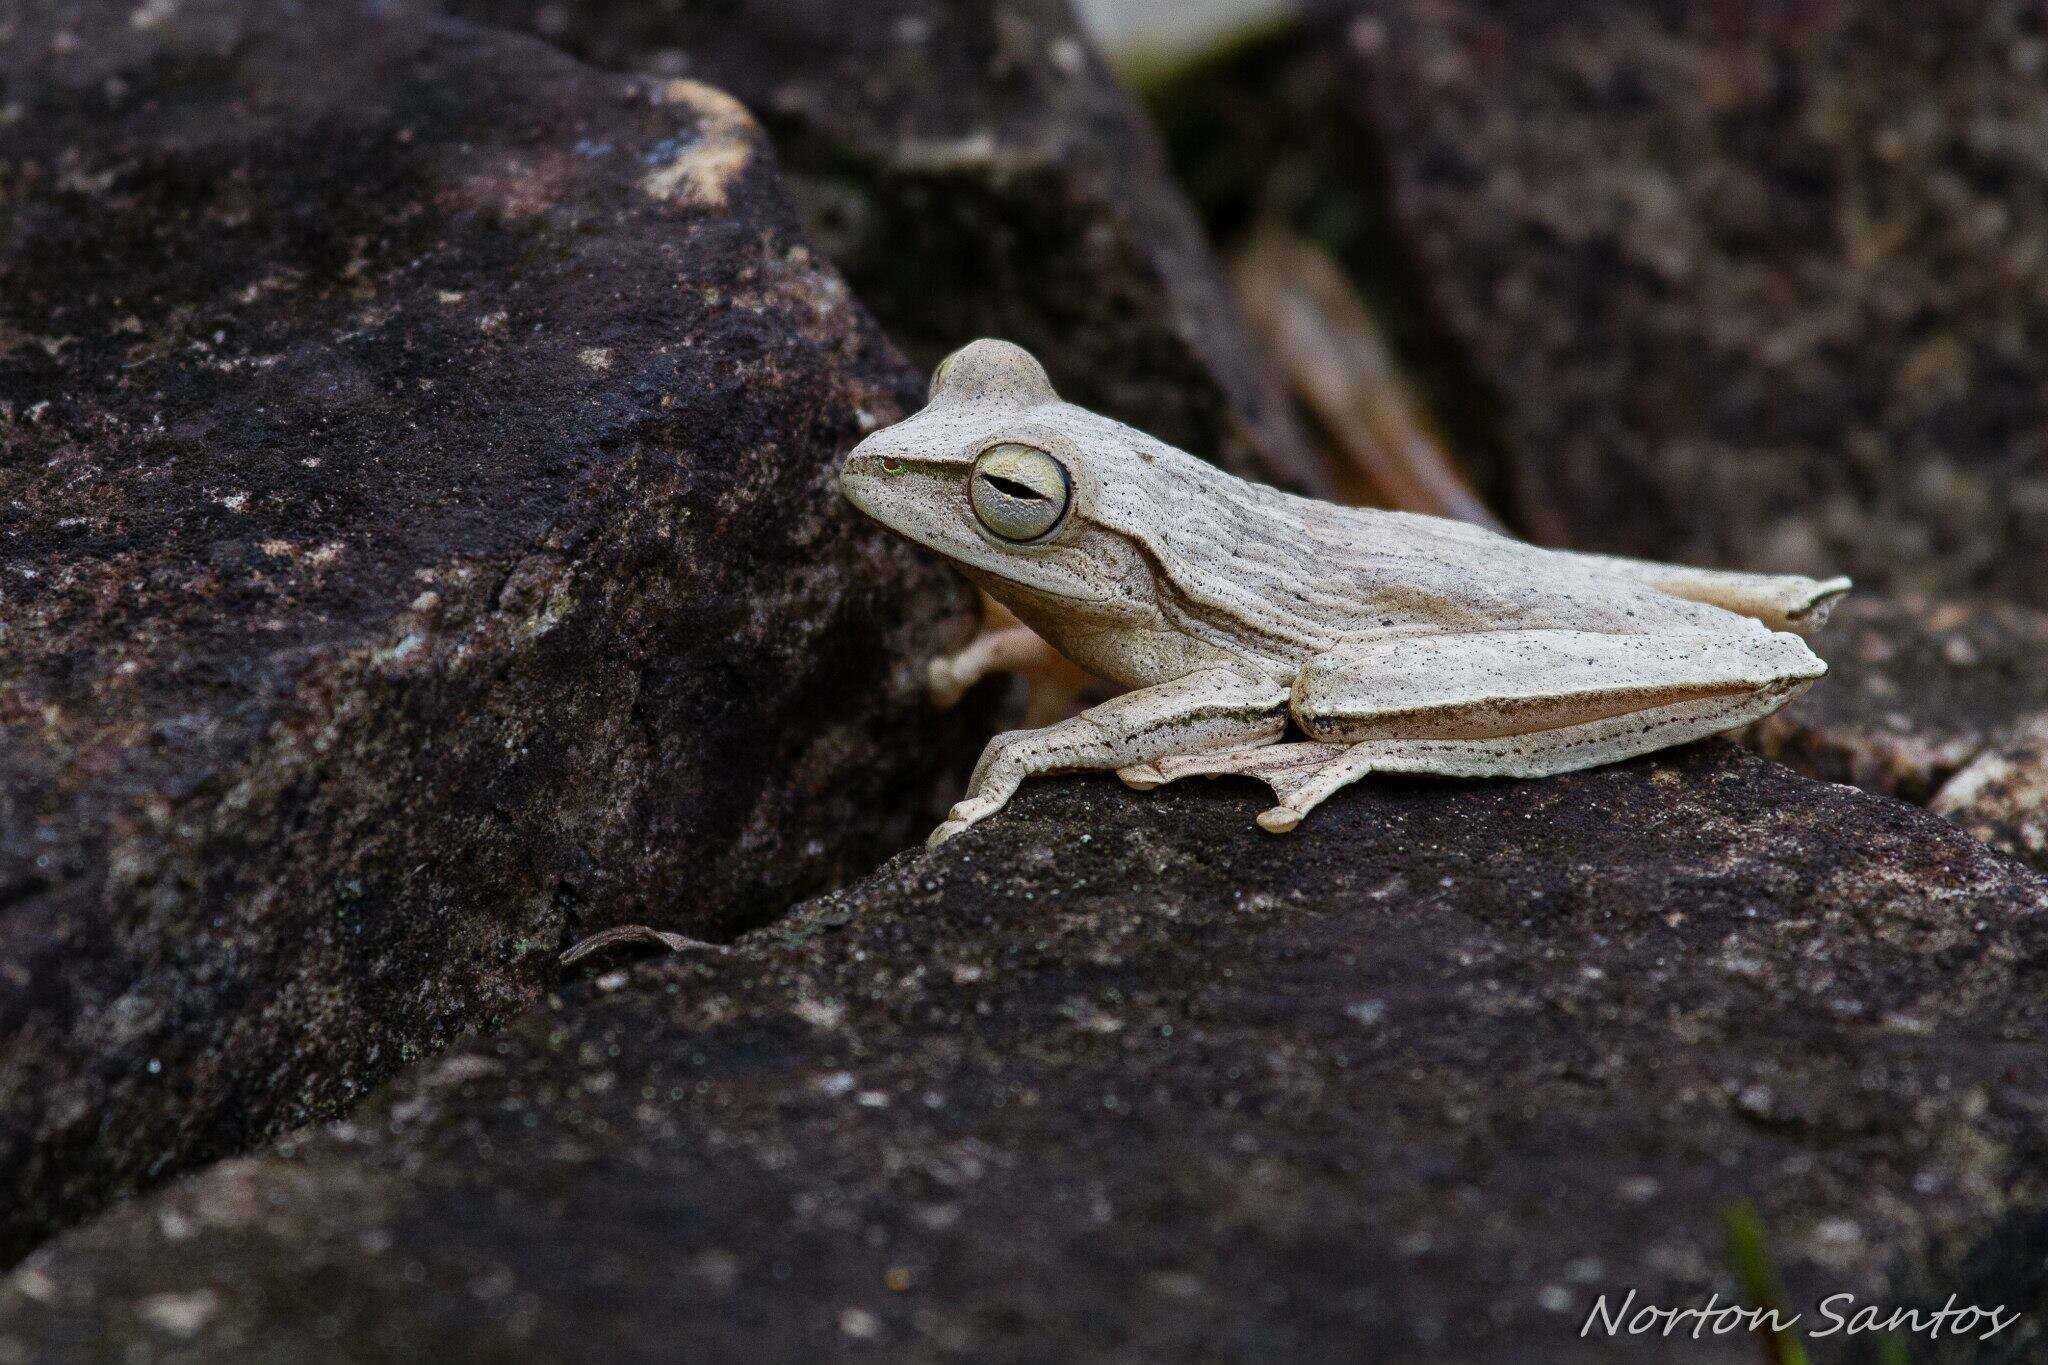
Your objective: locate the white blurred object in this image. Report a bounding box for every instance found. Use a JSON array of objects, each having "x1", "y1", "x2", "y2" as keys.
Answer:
[{"x1": 1072, "y1": 0, "x2": 1291, "y2": 66}]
